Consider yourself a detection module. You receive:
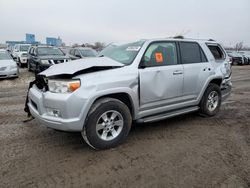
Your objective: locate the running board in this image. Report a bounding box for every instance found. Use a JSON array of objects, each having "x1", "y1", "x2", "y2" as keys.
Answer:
[{"x1": 137, "y1": 106, "x2": 199, "y2": 123}]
